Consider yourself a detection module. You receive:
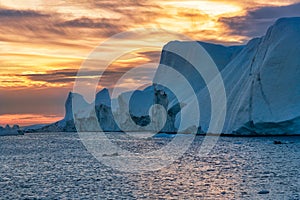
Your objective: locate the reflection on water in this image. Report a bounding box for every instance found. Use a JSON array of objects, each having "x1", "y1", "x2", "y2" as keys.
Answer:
[{"x1": 0, "y1": 132, "x2": 299, "y2": 199}]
